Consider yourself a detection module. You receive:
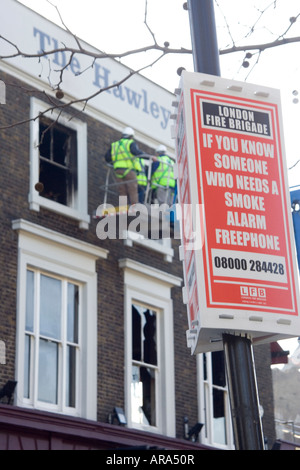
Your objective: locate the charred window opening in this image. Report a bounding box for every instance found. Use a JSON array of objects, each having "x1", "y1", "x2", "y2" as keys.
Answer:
[
  {"x1": 38, "y1": 118, "x2": 78, "y2": 206},
  {"x1": 131, "y1": 304, "x2": 158, "y2": 427}
]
